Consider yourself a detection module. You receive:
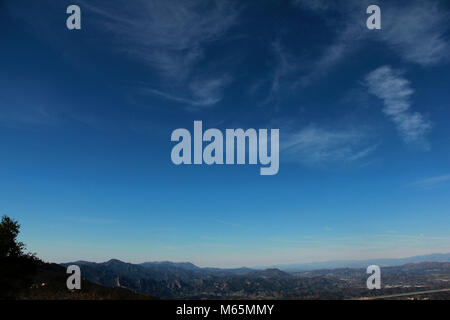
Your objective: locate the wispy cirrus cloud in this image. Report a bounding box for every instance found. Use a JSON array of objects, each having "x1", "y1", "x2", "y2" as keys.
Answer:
[
  {"x1": 281, "y1": 125, "x2": 378, "y2": 165},
  {"x1": 292, "y1": 1, "x2": 365, "y2": 86},
  {"x1": 365, "y1": 66, "x2": 432, "y2": 146},
  {"x1": 141, "y1": 75, "x2": 232, "y2": 110},
  {"x1": 412, "y1": 174, "x2": 450, "y2": 189},
  {"x1": 83, "y1": 0, "x2": 239, "y2": 110},
  {"x1": 270, "y1": 40, "x2": 297, "y2": 94},
  {"x1": 293, "y1": 0, "x2": 450, "y2": 86},
  {"x1": 260, "y1": 40, "x2": 302, "y2": 105},
  {"x1": 380, "y1": 2, "x2": 450, "y2": 66},
  {"x1": 296, "y1": 24, "x2": 363, "y2": 87}
]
